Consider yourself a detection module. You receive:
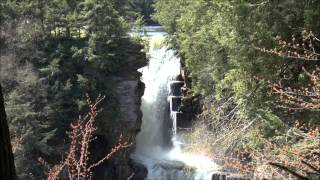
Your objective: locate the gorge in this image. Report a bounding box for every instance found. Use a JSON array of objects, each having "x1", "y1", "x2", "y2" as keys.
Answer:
[
  {"x1": 1, "y1": 1, "x2": 319, "y2": 180},
  {"x1": 130, "y1": 27, "x2": 244, "y2": 180}
]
